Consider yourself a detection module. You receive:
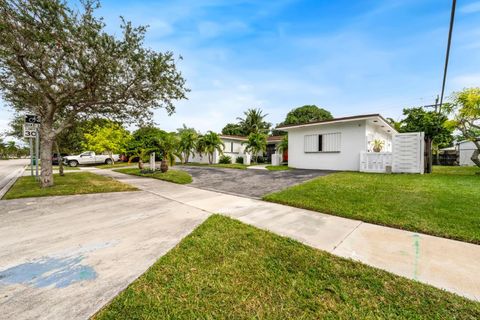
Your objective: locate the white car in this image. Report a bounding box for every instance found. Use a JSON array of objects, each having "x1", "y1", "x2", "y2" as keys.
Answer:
[{"x1": 63, "y1": 151, "x2": 120, "y2": 167}]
